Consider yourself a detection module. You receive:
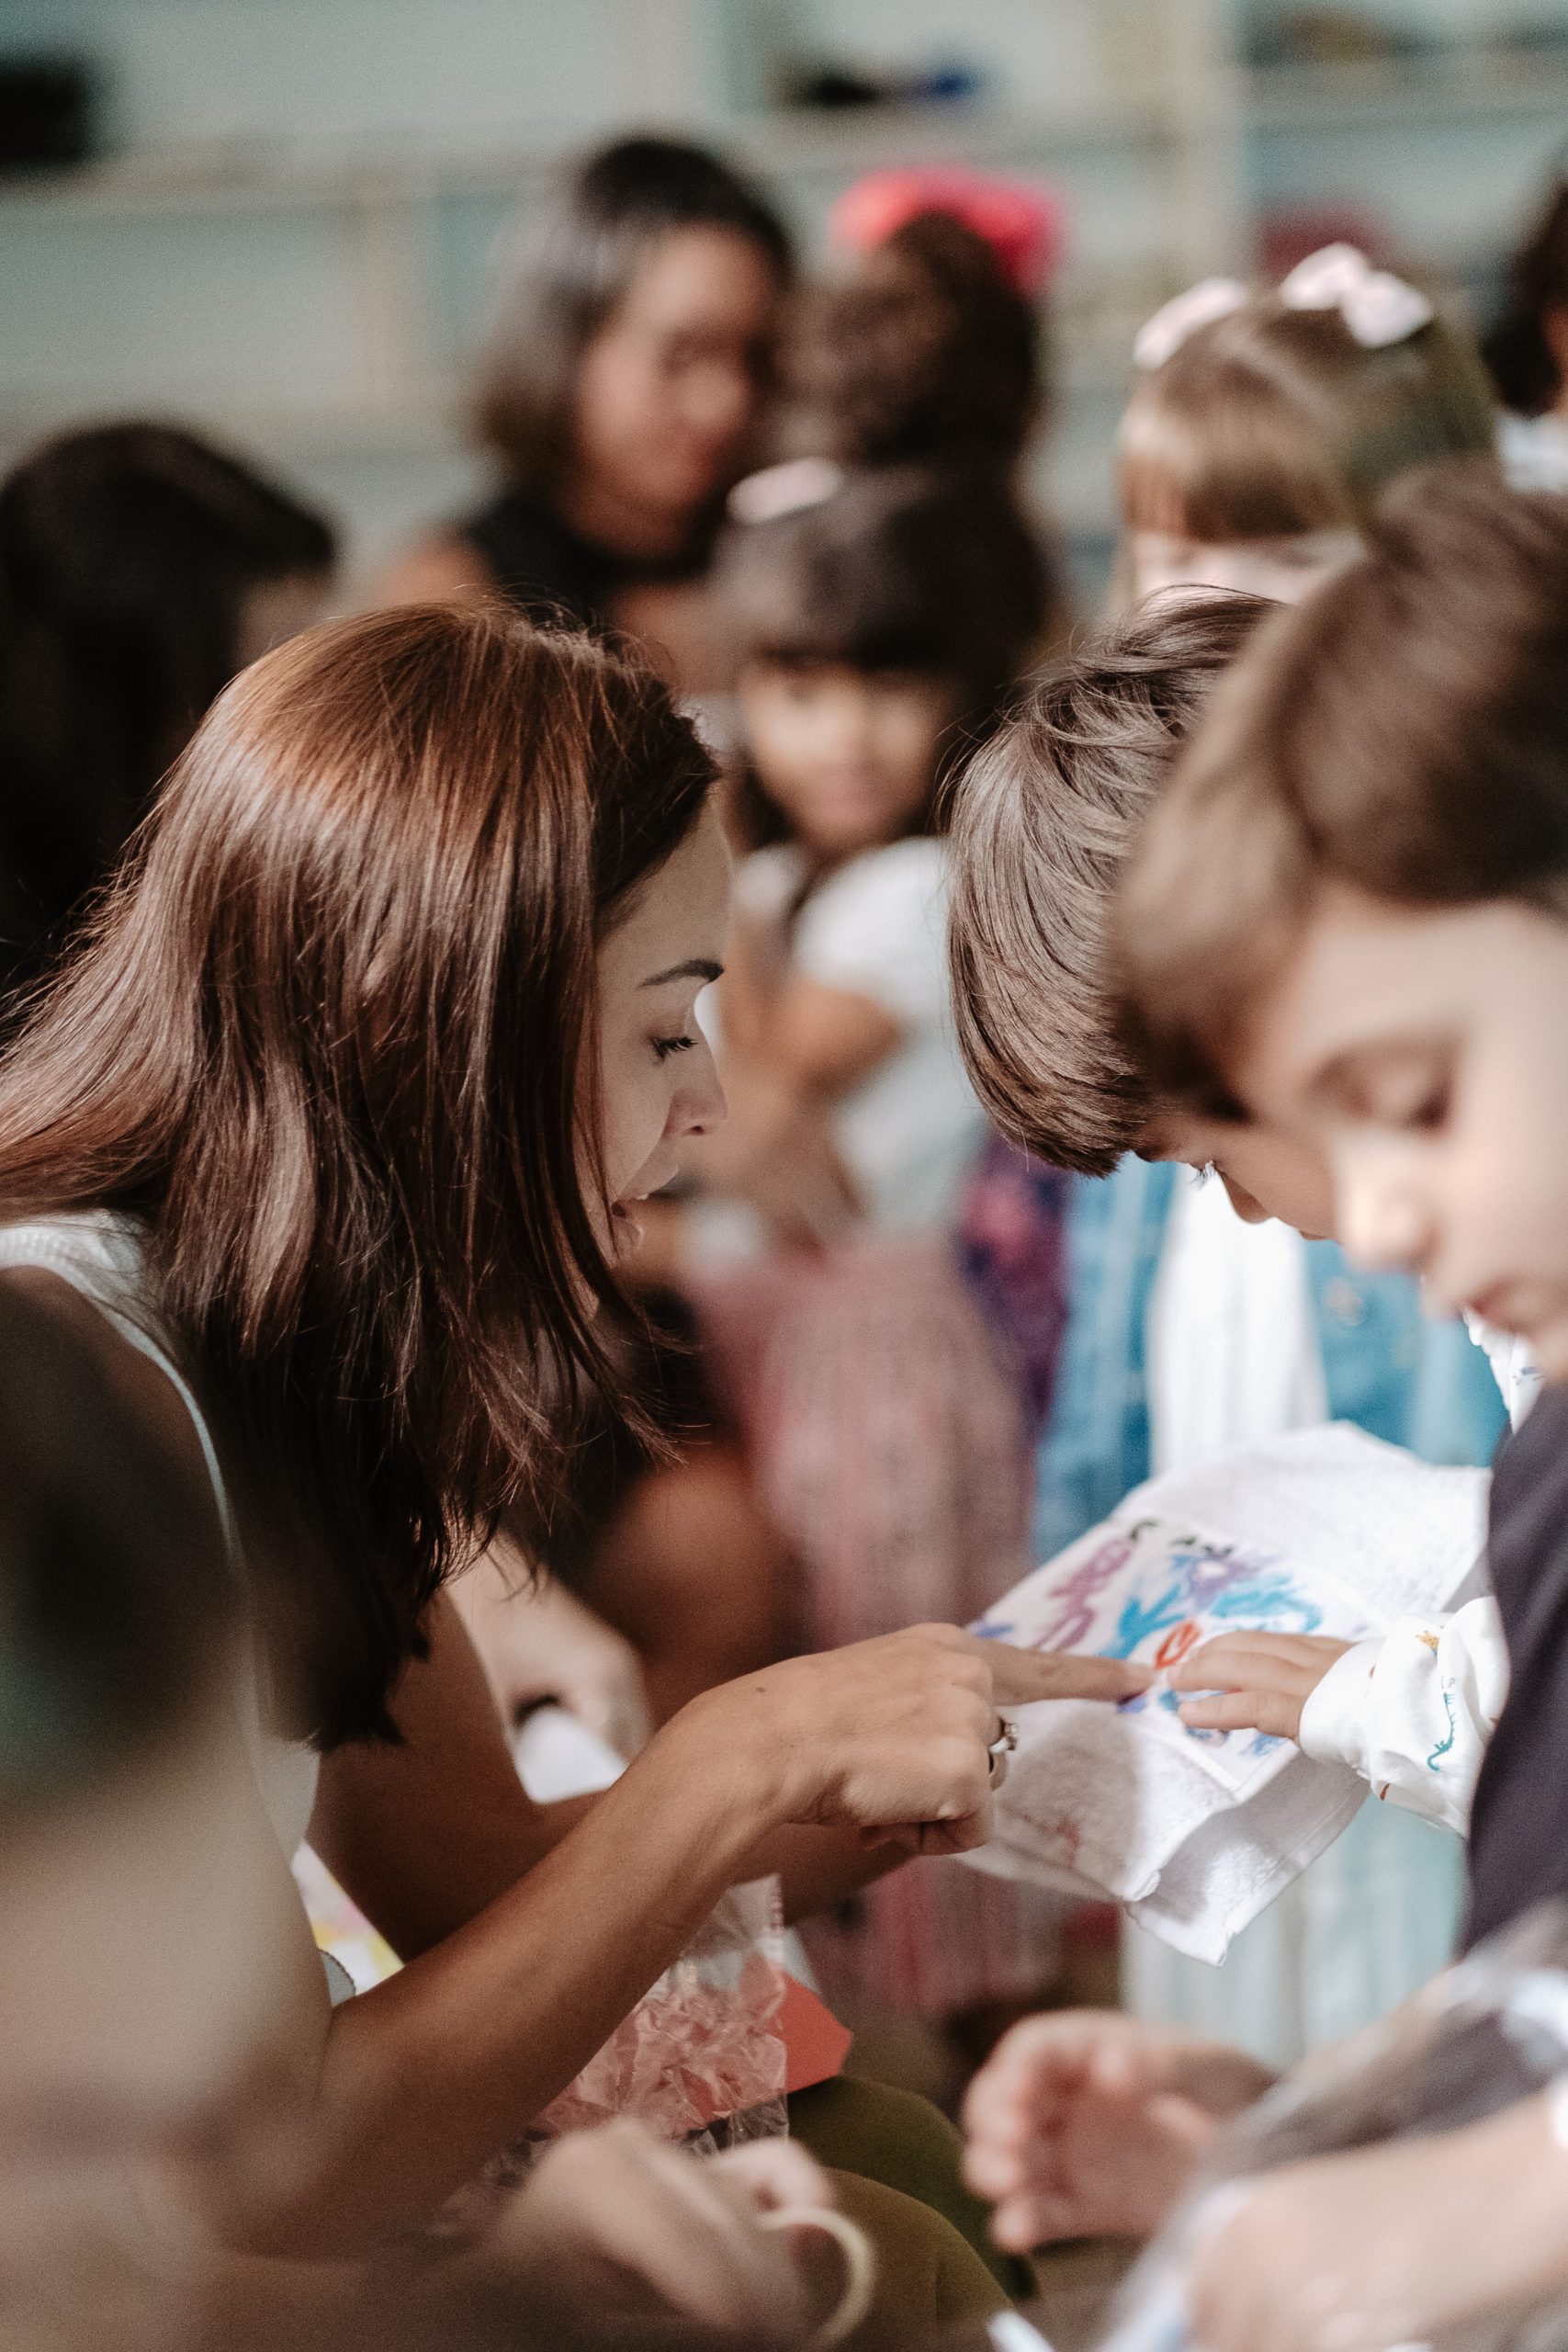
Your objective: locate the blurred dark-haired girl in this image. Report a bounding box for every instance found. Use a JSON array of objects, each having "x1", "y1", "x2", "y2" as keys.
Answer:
[
  {"x1": 377, "y1": 135, "x2": 793, "y2": 693},
  {"x1": 1485, "y1": 173, "x2": 1568, "y2": 491},
  {"x1": 0, "y1": 420, "x2": 334, "y2": 995},
  {"x1": 589, "y1": 465, "x2": 1067, "y2": 2030}
]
